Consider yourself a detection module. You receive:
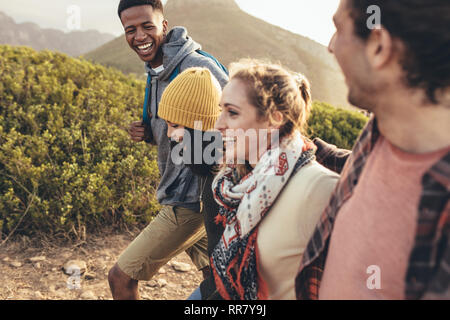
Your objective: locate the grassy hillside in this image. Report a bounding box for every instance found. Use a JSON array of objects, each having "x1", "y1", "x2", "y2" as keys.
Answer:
[
  {"x1": 0, "y1": 45, "x2": 160, "y2": 241},
  {"x1": 85, "y1": 0, "x2": 352, "y2": 109},
  {"x1": 0, "y1": 45, "x2": 367, "y2": 241}
]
